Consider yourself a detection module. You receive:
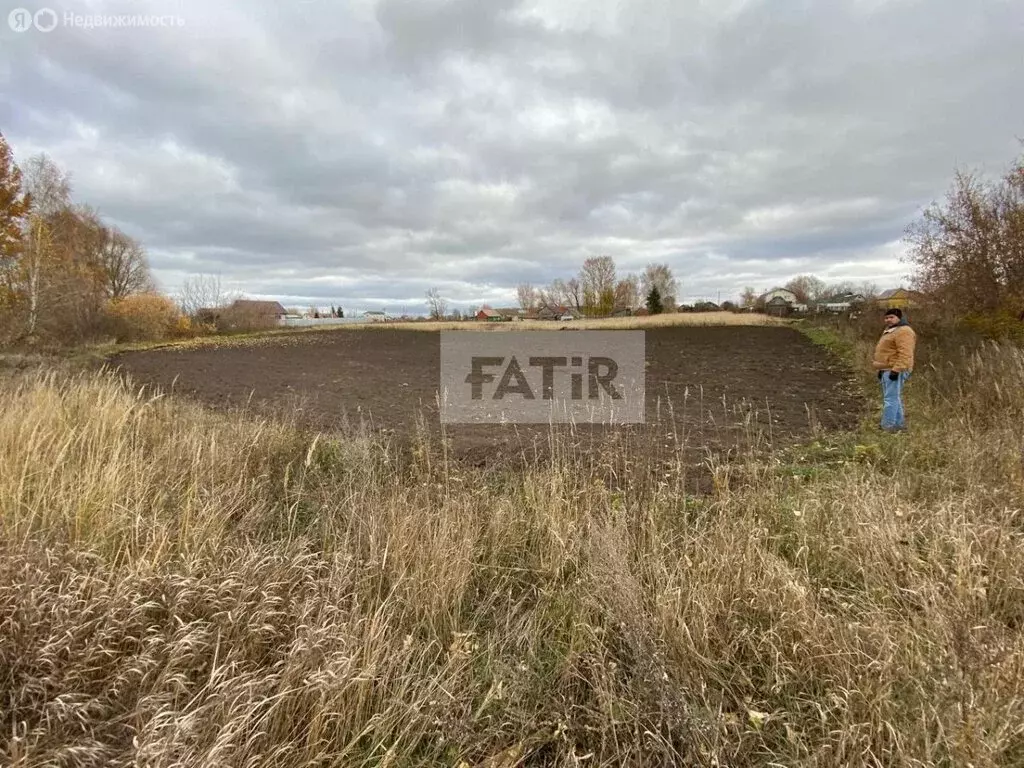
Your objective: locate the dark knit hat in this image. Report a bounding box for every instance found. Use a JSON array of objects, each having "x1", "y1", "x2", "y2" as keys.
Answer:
[{"x1": 884, "y1": 307, "x2": 902, "y2": 318}]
